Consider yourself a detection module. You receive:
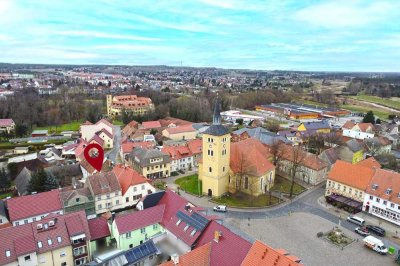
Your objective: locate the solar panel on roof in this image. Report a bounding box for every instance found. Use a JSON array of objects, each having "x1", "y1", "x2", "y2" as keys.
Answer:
[
  {"x1": 124, "y1": 240, "x2": 158, "y2": 264},
  {"x1": 176, "y1": 211, "x2": 209, "y2": 231}
]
